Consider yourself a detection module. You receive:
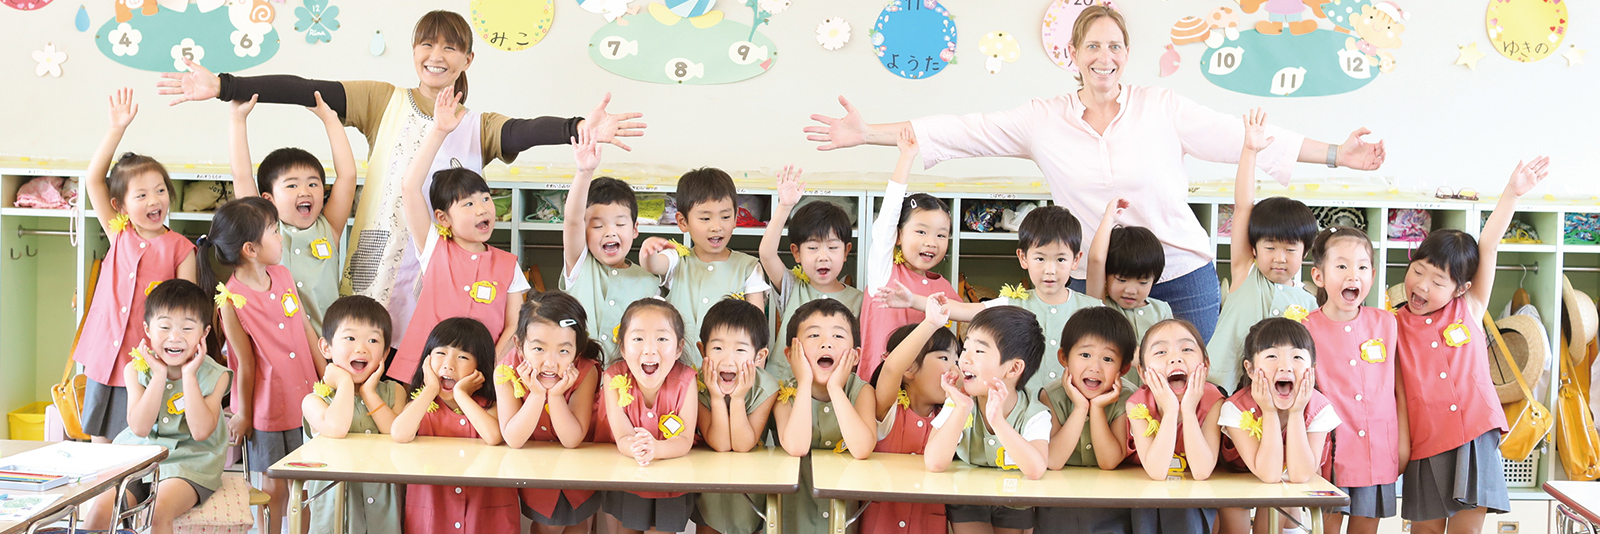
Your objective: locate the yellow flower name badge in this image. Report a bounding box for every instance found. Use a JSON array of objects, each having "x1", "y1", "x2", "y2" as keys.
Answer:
[
  {"x1": 1282, "y1": 305, "x2": 1310, "y2": 323},
  {"x1": 995, "y1": 447, "x2": 1019, "y2": 470},
  {"x1": 282, "y1": 293, "x2": 301, "y2": 318},
  {"x1": 1443, "y1": 322, "x2": 1472, "y2": 348},
  {"x1": 309, "y1": 238, "x2": 333, "y2": 260},
  {"x1": 145, "y1": 281, "x2": 162, "y2": 296},
  {"x1": 470, "y1": 281, "x2": 498, "y2": 304},
  {"x1": 1360, "y1": 339, "x2": 1387, "y2": 363},
  {"x1": 658, "y1": 413, "x2": 685, "y2": 439},
  {"x1": 166, "y1": 392, "x2": 186, "y2": 415}
]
